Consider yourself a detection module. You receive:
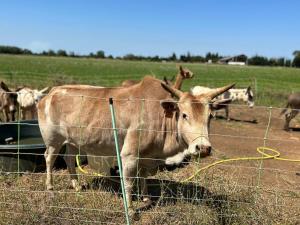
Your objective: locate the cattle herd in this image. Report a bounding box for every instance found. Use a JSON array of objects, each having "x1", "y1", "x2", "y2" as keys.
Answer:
[{"x1": 0, "y1": 66, "x2": 299, "y2": 218}]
